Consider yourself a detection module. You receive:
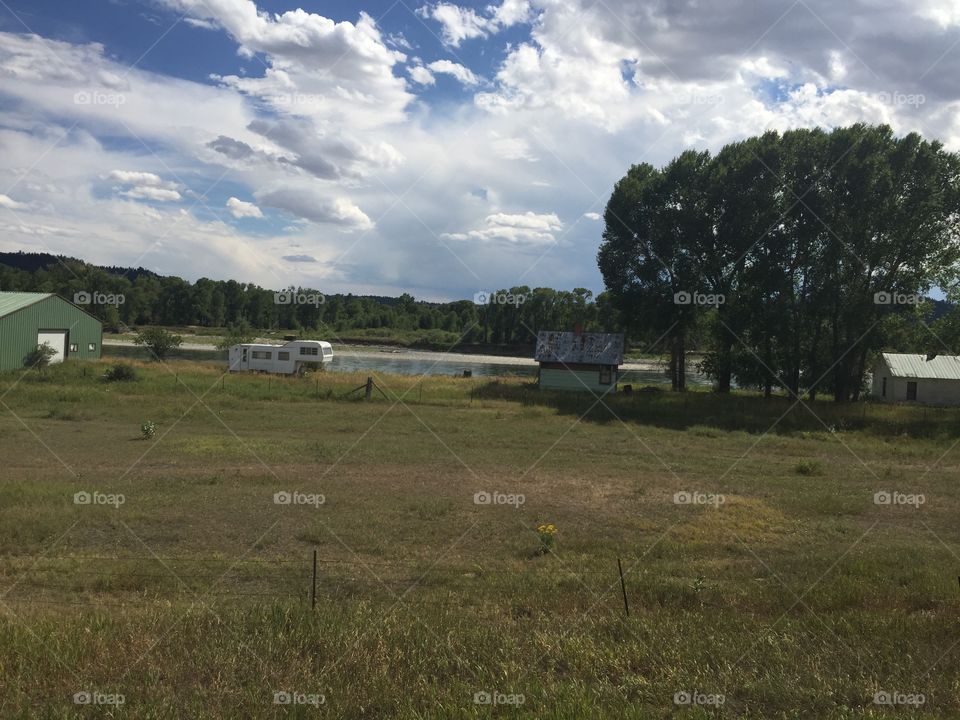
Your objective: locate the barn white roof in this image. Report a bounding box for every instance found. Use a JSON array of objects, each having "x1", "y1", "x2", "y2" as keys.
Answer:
[
  {"x1": 881, "y1": 353, "x2": 960, "y2": 380},
  {"x1": 535, "y1": 331, "x2": 624, "y2": 365}
]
